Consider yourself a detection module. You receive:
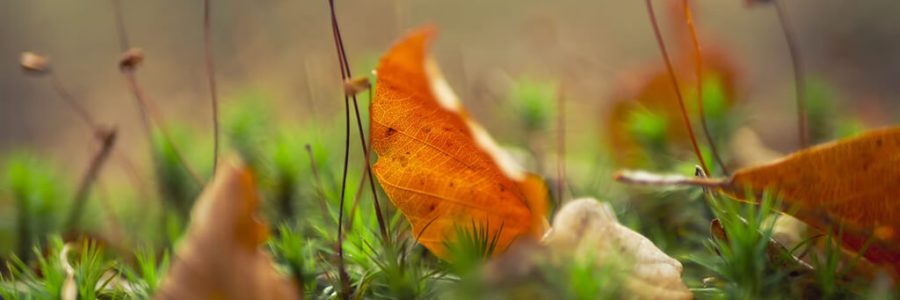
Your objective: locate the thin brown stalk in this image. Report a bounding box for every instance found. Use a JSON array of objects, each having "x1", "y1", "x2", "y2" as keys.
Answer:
[
  {"x1": 347, "y1": 160, "x2": 370, "y2": 231},
  {"x1": 773, "y1": 0, "x2": 808, "y2": 148},
  {"x1": 110, "y1": 0, "x2": 130, "y2": 52},
  {"x1": 682, "y1": 0, "x2": 729, "y2": 175},
  {"x1": 65, "y1": 128, "x2": 118, "y2": 230},
  {"x1": 203, "y1": 0, "x2": 220, "y2": 173},
  {"x1": 645, "y1": 0, "x2": 710, "y2": 175},
  {"x1": 327, "y1": 2, "x2": 357, "y2": 297},
  {"x1": 38, "y1": 67, "x2": 128, "y2": 236},
  {"x1": 110, "y1": 0, "x2": 203, "y2": 186},
  {"x1": 121, "y1": 71, "x2": 204, "y2": 185},
  {"x1": 555, "y1": 85, "x2": 566, "y2": 206},
  {"x1": 47, "y1": 73, "x2": 97, "y2": 129},
  {"x1": 327, "y1": 0, "x2": 390, "y2": 243},
  {"x1": 305, "y1": 144, "x2": 331, "y2": 222},
  {"x1": 95, "y1": 180, "x2": 128, "y2": 245}
]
